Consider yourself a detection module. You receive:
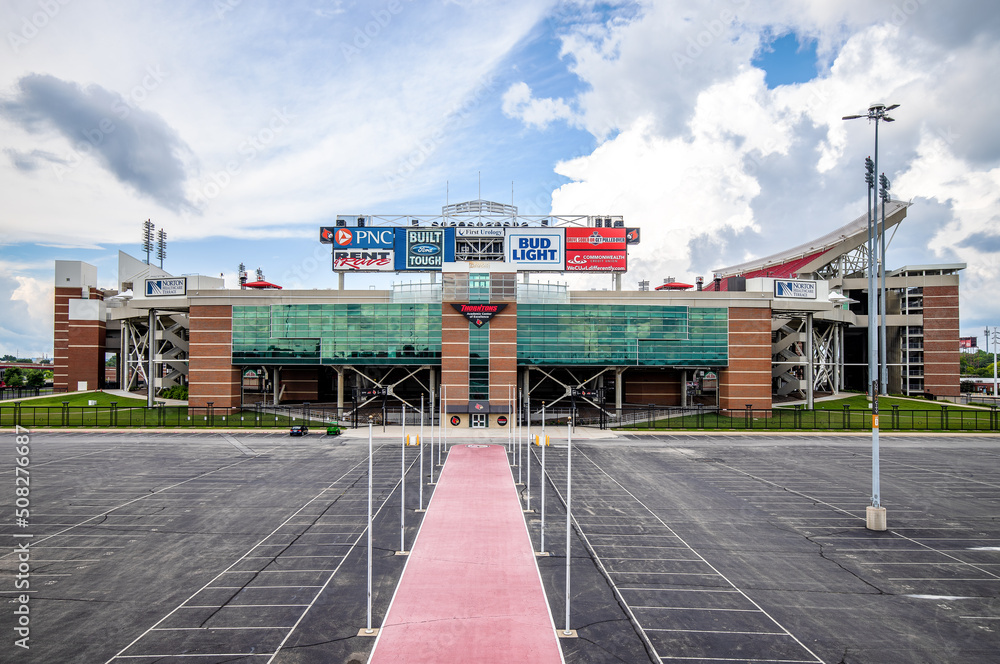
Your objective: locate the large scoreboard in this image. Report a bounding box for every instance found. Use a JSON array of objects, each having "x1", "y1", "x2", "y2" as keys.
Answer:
[{"x1": 321, "y1": 224, "x2": 638, "y2": 273}]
